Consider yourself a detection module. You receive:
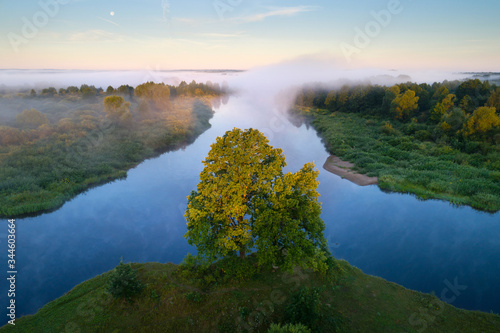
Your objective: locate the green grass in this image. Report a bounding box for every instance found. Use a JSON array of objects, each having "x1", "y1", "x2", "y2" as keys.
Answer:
[
  {"x1": 1, "y1": 259, "x2": 499, "y2": 332},
  {"x1": 0, "y1": 97, "x2": 214, "y2": 217},
  {"x1": 300, "y1": 109, "x2": 500, "y2": 212}
]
